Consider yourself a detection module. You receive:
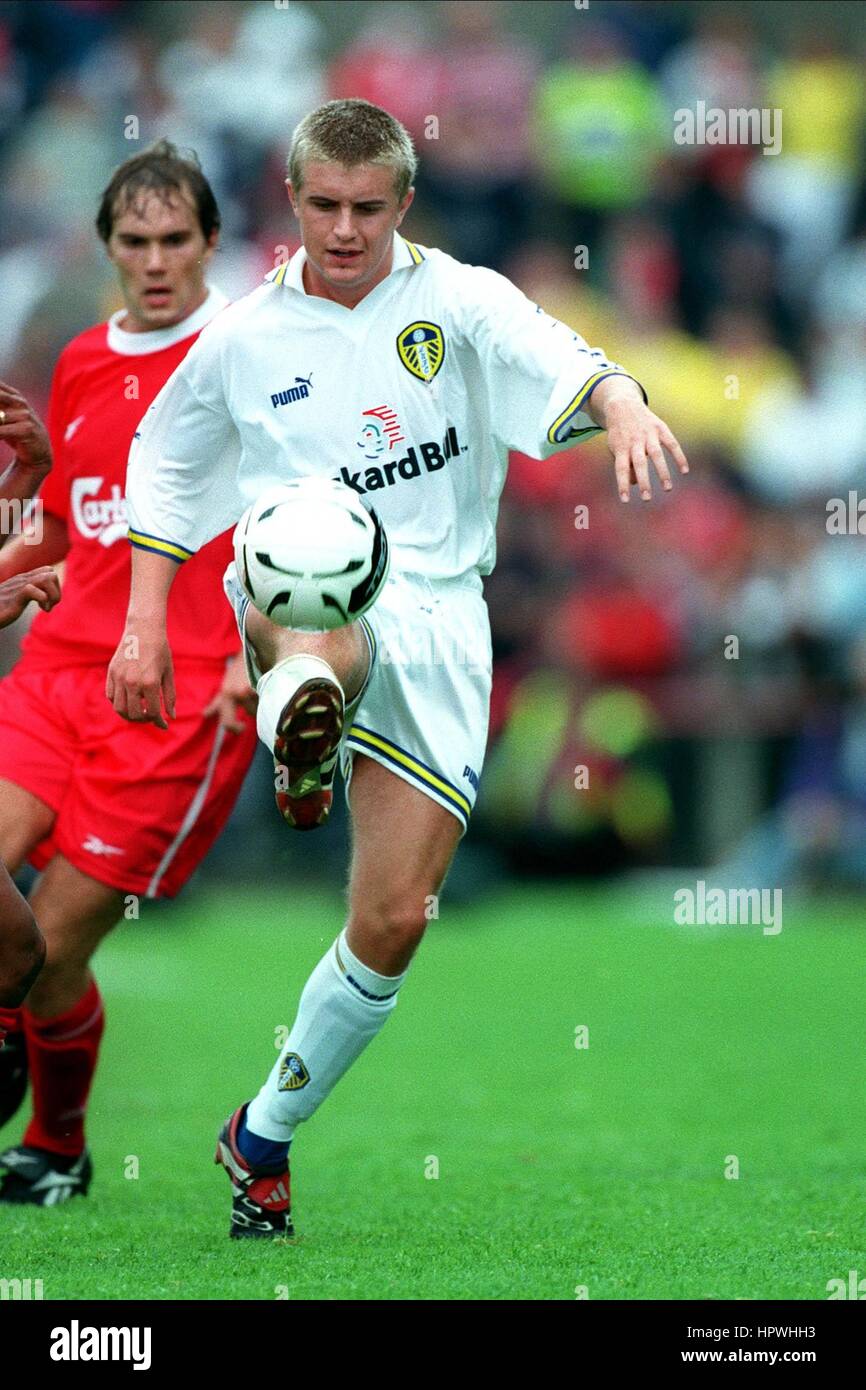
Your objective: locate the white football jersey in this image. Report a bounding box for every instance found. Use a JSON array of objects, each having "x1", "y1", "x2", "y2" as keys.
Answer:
[{"x1": 126, "y1": 233, "x2": 643, "y2": 581}]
